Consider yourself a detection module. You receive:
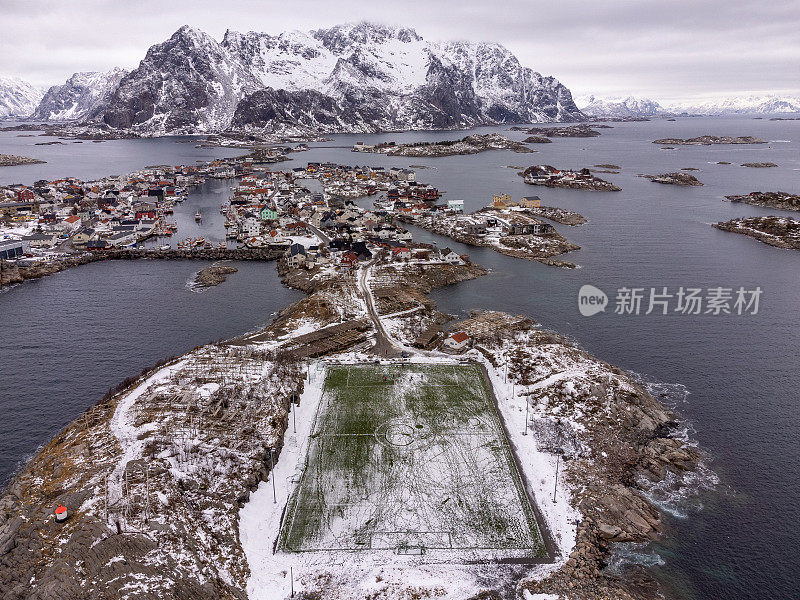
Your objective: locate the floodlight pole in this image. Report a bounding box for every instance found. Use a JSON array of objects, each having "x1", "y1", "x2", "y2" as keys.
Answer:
[
  {"x1": 523, "y1": 397, "x2": 529, "y2": 436},
  {"x1": 270, "y1": 448, "x2": 277, "y2": 504},
  {"x1": 290, "y1": 567, "x2": 294, "y2": 597},
  {"x1": 553, "y1": 451, "x2": 560, "y2": 503}
]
